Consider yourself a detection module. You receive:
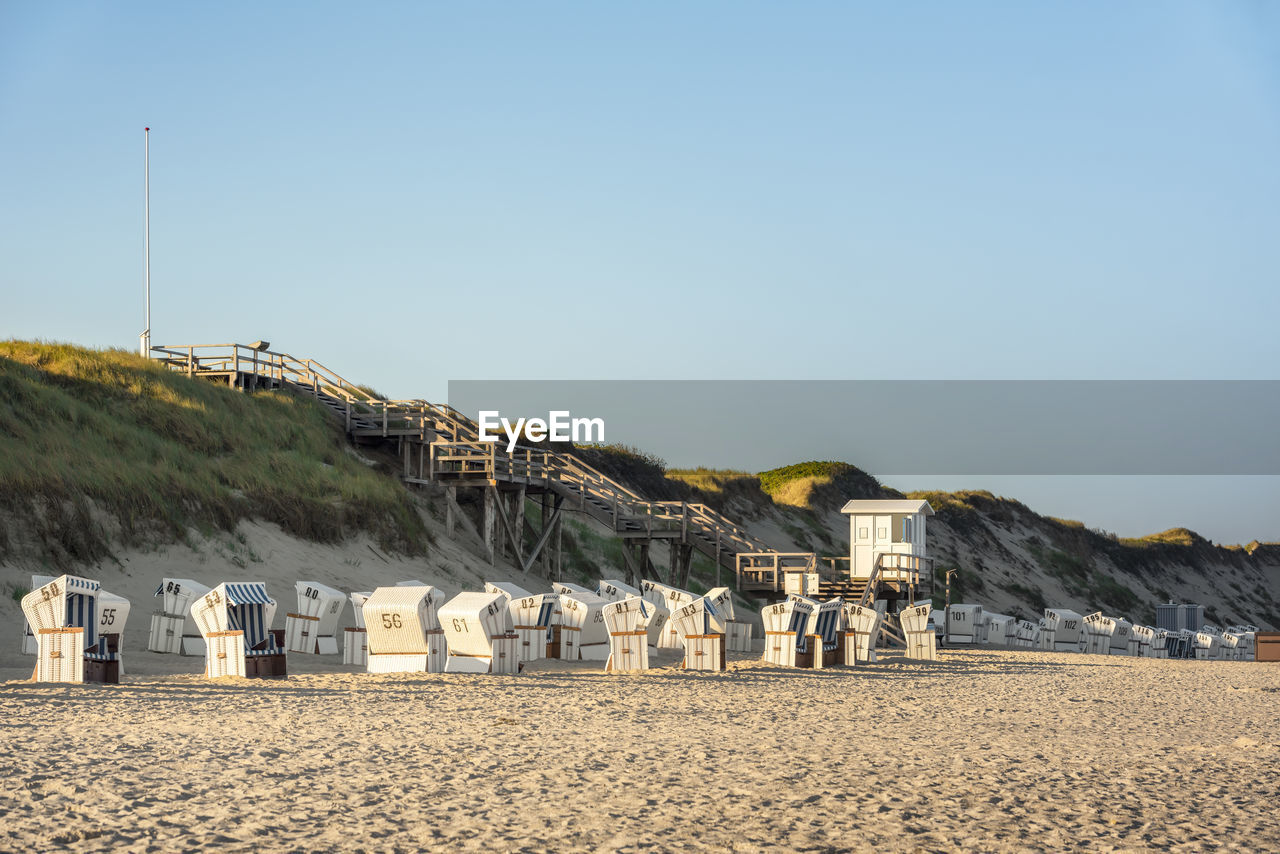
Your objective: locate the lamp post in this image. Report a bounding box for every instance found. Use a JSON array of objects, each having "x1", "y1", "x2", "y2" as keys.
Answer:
[{"x1": 140, "y1": 126, "x2": 151, "y2": 357}]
